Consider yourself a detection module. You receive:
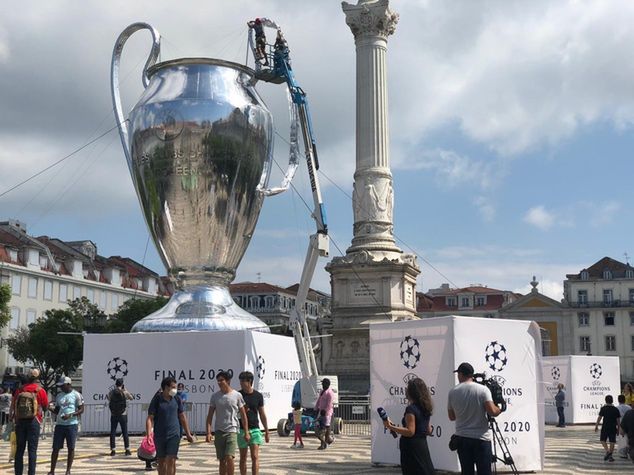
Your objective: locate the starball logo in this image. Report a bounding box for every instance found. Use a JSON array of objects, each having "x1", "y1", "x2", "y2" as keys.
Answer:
[
  {"x1": 551, "y1": 366, "x2": 561, "y2": 381},
  {"x1": 485, "y1": 341, "x2": 508, "y2": 372},
  {"x1": 399, "y1": 335, "x2": 421, "y2": 369},
  {"x1": 256, "y1": 355, "x2": 266, "y2": 380},
  {"x1": 106, "y1": 357, "x2": 129, "y2": 381},
  {"x1": 589, "y1": 363, "x2": 603, "y2": 380}
]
